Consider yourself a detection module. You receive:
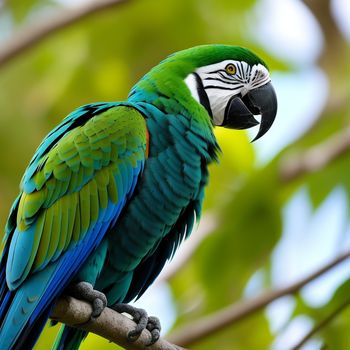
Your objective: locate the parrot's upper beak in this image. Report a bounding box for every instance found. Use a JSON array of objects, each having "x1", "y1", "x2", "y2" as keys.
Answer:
[{"x1": 222, "y1": 82, "x2": 277, "y2": 141}]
